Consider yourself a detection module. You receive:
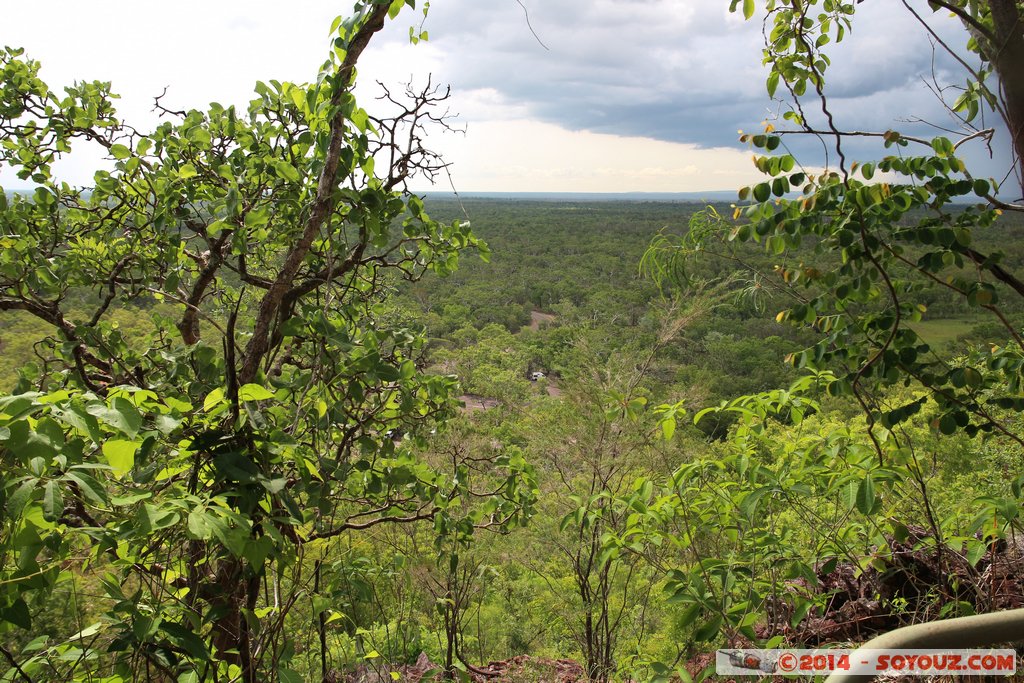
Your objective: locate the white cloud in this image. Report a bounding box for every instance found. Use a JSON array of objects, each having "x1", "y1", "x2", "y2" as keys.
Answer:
[
  {"x1": 422, "y1": 119, "x2": 761, "y2": 192},
  {"x1": 0, "y1": 0, "x2": 1014, "y2": 192}
]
